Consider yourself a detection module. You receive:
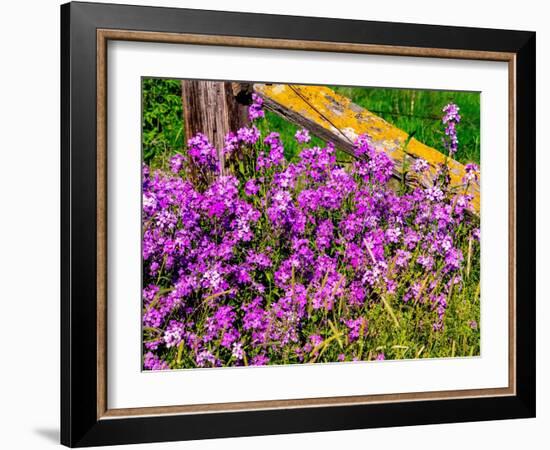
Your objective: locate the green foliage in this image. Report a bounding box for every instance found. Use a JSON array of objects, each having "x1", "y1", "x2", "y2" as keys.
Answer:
[{"x1": 142, "y1": 78, "x2": 184, "y2": 168}]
